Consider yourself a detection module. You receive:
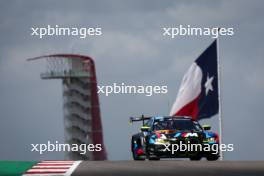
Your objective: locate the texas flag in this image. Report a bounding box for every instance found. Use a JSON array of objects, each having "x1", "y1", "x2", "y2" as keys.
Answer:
[{"x1": 170, "y1": 40, "x2": 219, "y2": 120}]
